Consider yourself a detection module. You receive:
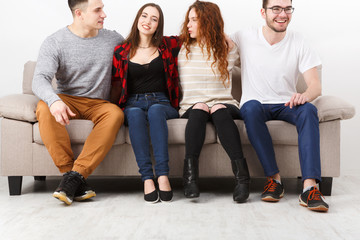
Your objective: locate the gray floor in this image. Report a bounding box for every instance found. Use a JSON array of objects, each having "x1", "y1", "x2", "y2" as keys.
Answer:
[{"x1": 1, "y1": 175, "x2": 359, "y2": 240}]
